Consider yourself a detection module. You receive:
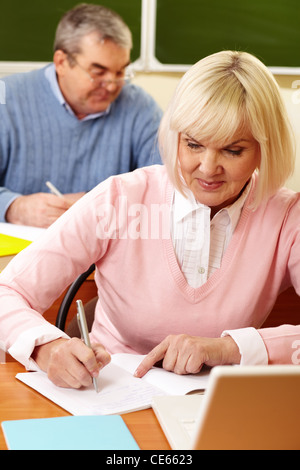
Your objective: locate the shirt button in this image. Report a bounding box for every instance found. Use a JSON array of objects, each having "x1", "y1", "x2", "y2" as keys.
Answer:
[
  {"x1": 187, "y1": 232, "x2": 196, "y2": 241},
  {"x1": 198, "y1": 267, "x2": 205, "y2": 274}
]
